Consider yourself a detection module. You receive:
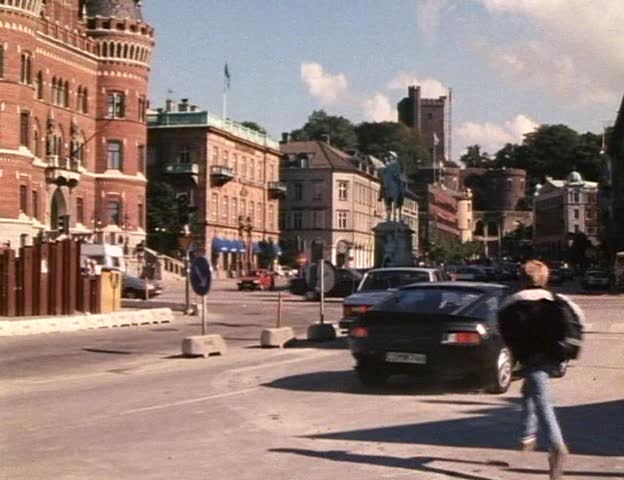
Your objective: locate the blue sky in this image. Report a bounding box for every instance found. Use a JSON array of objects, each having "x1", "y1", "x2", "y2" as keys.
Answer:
[{"x1": 144, "y1": 0, "x2": 623, "y2": 160}]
